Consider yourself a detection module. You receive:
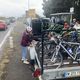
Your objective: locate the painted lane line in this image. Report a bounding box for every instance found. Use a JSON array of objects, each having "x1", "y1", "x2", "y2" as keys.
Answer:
[{"x1": 0, "y1": 27, "x2": 13, "y2": 49}]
